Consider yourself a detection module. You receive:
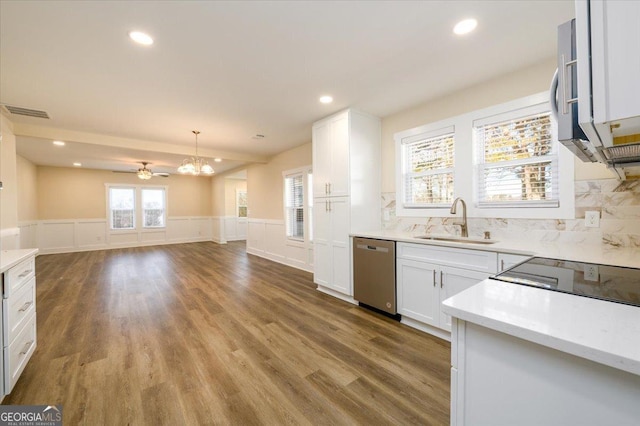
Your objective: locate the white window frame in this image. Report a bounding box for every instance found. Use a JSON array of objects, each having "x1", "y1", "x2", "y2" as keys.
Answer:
[
  {"x1": 108, "y1": 186, "x2": 136, "y2": 230},
  {"x1": 141, "y1": 187, "x2": 167, "y2": 228},
  {"x1": 236, "y1": 190, "x2": 248, "y2": 218},
  {"x1": 394, "y1": 92, "x2": 574, "y2": 219},
  {"x1": 106, "y1": 184, "x2": 169, "y2": 233},
  {"x1": 474, "y1": 103, "x2": 558, "y2": 209},
  {"x1": 282, "y1": 166, "x2": 312, "y2": 244}
]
